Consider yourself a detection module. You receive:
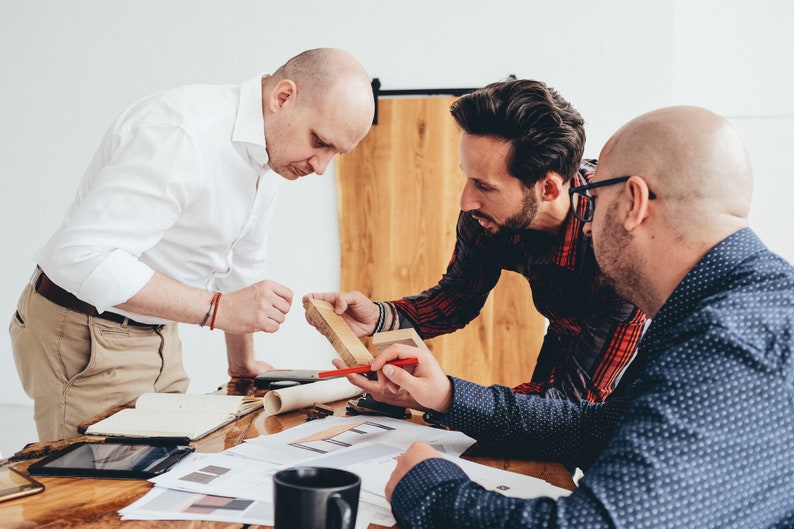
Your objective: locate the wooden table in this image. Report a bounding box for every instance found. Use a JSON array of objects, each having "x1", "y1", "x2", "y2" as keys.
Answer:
[{"x1": 0, "y1": 378, "x2": 575, "y2": 528}]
